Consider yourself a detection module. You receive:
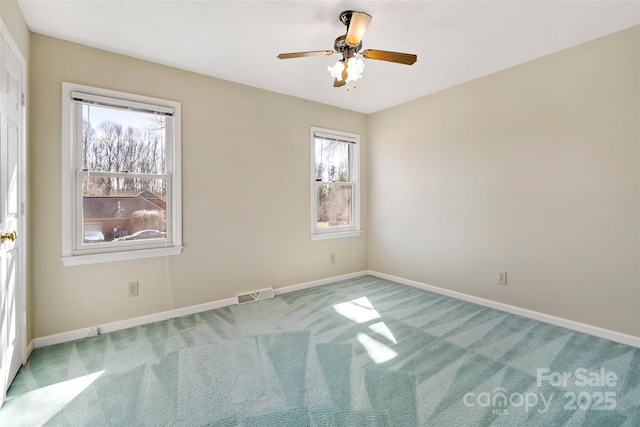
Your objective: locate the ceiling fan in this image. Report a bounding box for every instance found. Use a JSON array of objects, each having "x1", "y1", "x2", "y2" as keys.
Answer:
[{"x1": 277, "y1": 10, "x2": 417, "y2": 89}]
